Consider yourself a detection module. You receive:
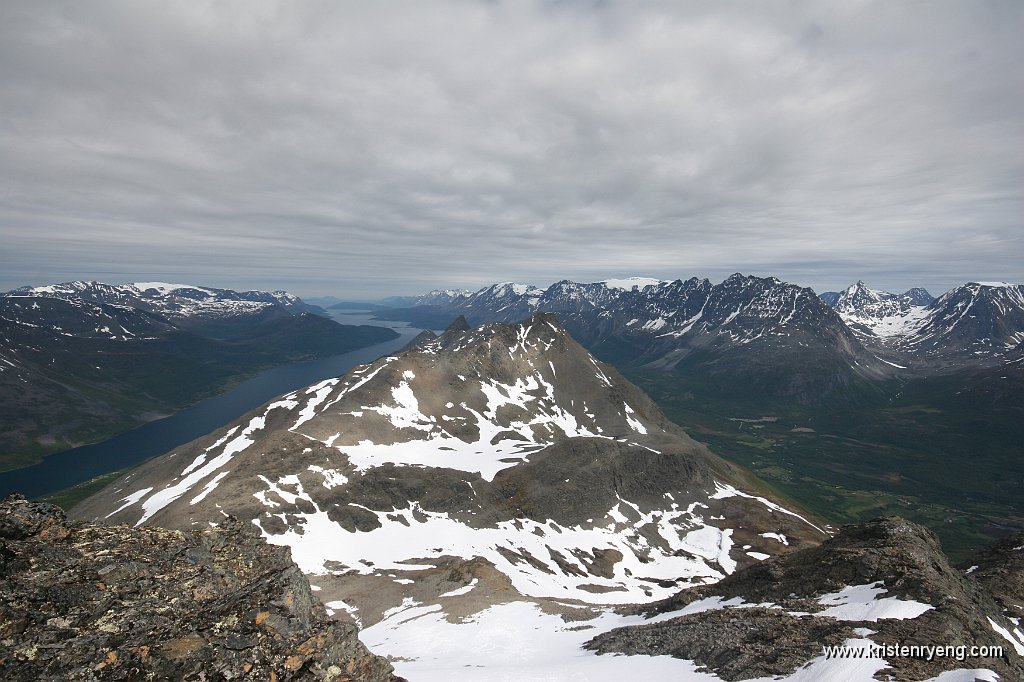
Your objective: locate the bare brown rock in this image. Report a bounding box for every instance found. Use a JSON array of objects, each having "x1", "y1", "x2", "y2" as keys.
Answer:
[{"x1": 0, "y1": 494, "x2": 403, "y2": 681}]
